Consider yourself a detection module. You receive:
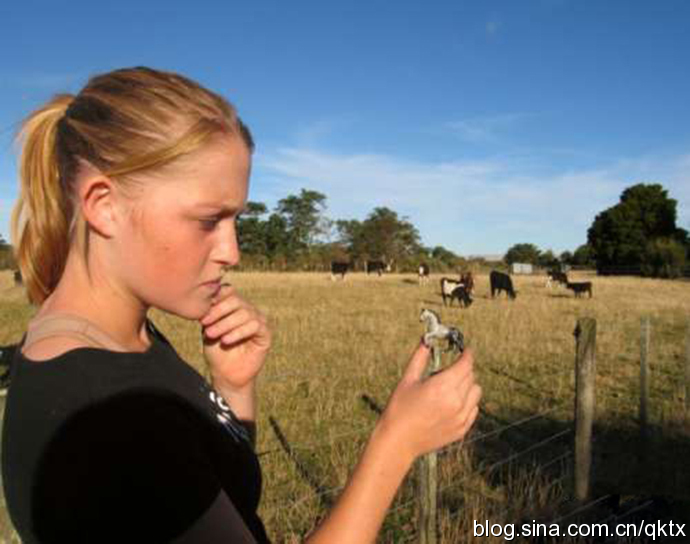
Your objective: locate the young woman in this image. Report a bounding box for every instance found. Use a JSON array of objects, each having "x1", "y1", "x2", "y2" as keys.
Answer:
[{"x1": 2, "y1": 67, "x2": 481, "y2": 543}]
